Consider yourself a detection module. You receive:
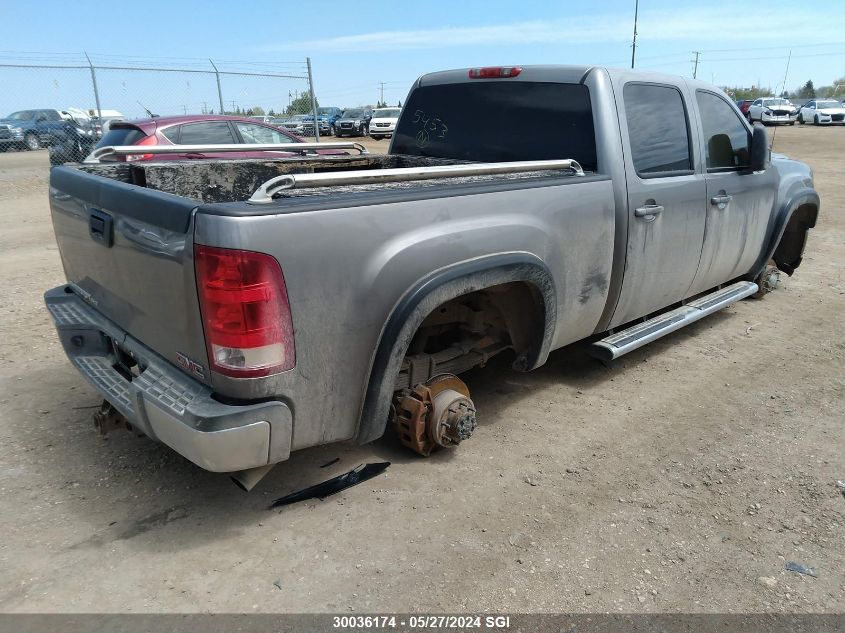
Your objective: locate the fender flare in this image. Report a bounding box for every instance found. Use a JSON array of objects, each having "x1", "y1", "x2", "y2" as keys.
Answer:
[
  {"x1": 752, "y1": 187, "x2": 819, "y2": 278},
  {"x1": 355, "y1": 253, "x2": 557, "y2": 444}
]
